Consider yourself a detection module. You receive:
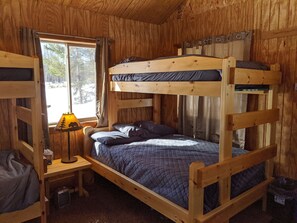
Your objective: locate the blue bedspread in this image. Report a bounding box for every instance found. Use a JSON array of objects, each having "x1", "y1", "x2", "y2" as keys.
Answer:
[{"x1": 91, "y1": 134, "x2": 264, "y2": 213}]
